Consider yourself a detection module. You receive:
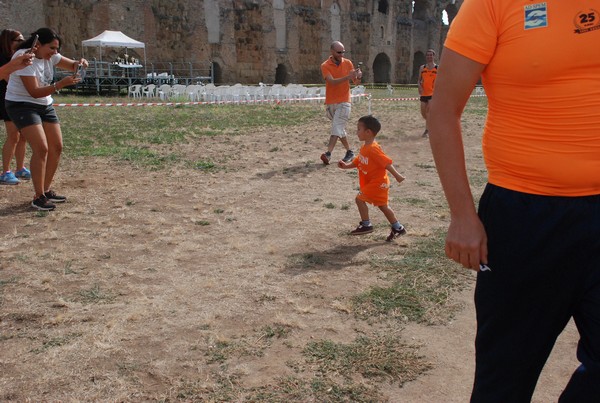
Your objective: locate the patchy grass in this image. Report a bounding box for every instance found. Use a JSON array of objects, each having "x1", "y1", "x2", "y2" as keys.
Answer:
[
  {"x1": 353, "y1": 230, "x2": 464, "y2": 324},
  {"x1": 302, "y1": 334, "x2": 431, "y2": 385}
]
